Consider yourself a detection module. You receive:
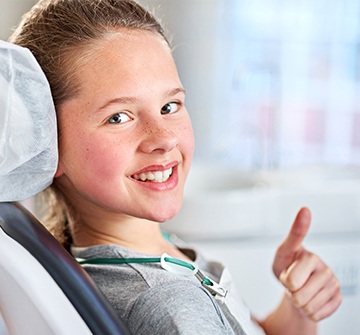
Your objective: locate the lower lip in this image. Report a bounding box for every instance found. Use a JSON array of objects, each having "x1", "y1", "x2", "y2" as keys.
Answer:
[{"x1": 131, "y1": 166, "x2": 179, "y2": 191}]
